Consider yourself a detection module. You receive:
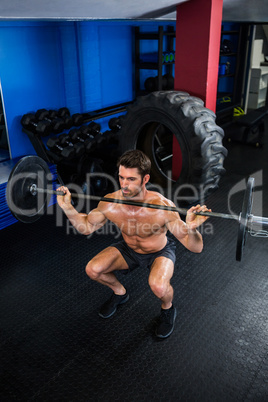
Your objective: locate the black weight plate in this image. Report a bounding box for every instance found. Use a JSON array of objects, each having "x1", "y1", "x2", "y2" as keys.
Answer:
[
  {"x1": 6, "y1": 155, "x2": 52, "y2": 223},
  {"x1": 236, "y1": 177, "x2": 254, "y2": 261}
]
